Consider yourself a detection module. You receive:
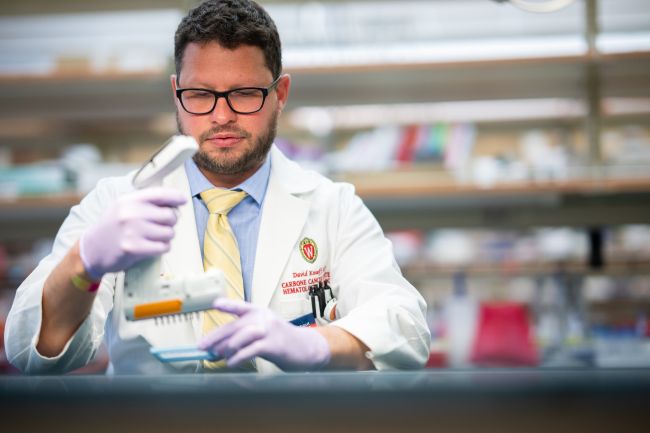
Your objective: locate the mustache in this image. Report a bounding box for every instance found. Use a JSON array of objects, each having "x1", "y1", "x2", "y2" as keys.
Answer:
[{"x1": 199, "y1": 126, "x2": 251, "y2": 142}]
